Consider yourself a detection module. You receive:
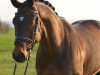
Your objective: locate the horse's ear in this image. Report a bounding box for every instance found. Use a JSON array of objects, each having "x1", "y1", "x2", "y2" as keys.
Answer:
[
  {"x1": 27, "y1": 0, "x2": 35, "y2": 7},
  {"x1": 11, "y1": 0, "x2": 21, "y2": 8}
]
